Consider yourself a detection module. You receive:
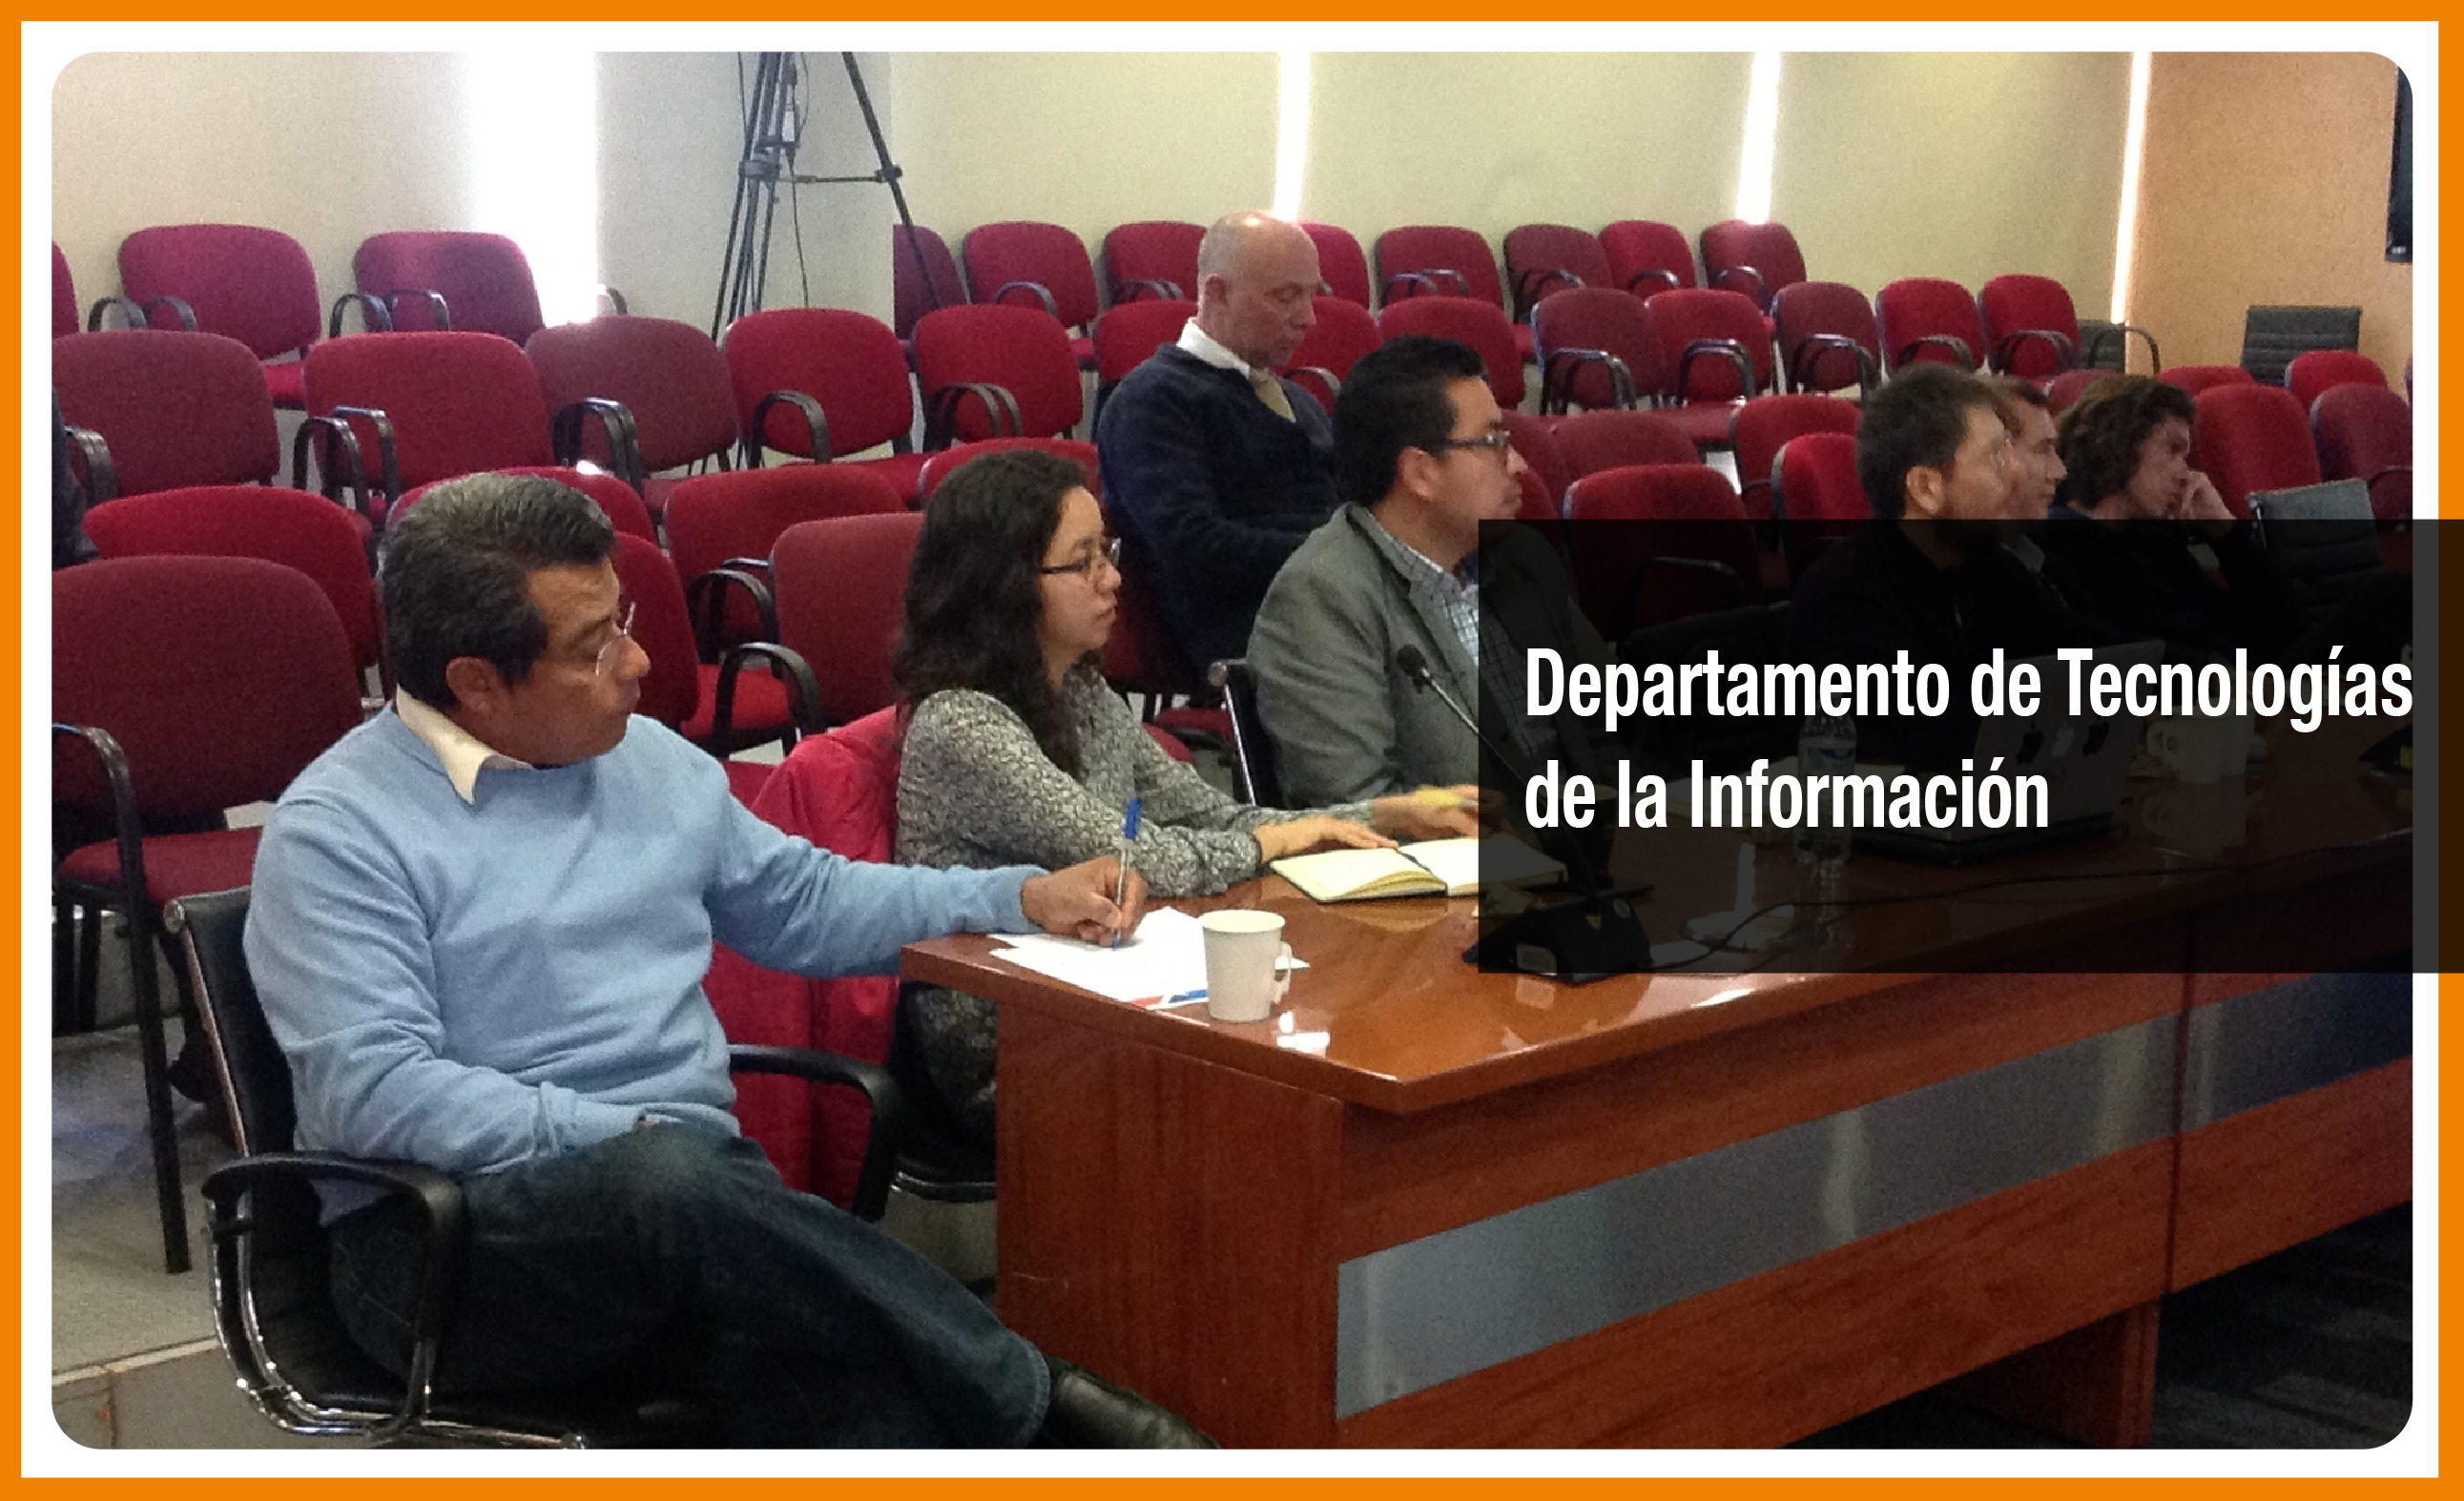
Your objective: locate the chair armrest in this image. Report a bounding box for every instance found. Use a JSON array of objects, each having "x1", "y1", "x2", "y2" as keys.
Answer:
[
  {"x1": 1893, "y1": 334, "x2": 1976, "y2": 372},
  {"x1": 1624, "y1": 268, "x2": 1682, "y2": 297},
  {"x1": 2083, "y1": 322, "x2": 2161, "y2": 373},
  {"x1": 1992, "y1": 329, "x2": 2076, "y2": 374},
  {"x1": 322, "y1": 406, "x2": 400, "y2": 521},
  {"x1": 383, "y1": 289, "x2": 452, "y2": 330},
  {"x1": 52, "y1": 723, "x2": 145, "y2": 911},
  {"x1": 924, "y1": 382, "x2": 1021, "y2": 447},
  {"x1": 131, "y1": 295, "x2": 197, "y2": 332},
  {"x1": 988, "y1": 279, "x2": 1061, "y2": 319},
  {"x1": 684, "y1": 565, "x2": 779, "y2": 656},
  {"x1": 1709, "y1": 265, "x2": 1772, "y2": 311},
  {"x1": 744, "y1": 389, "x2": 832, "y2": 467},
  {"x1": 729, "y1": 1043, "x2": 908, "y2": 1223},
  {"x1": 597, "y1": 284, "x2": 629, "y2": 316},
  {"x1": 1112, "y1": 278, "x2": 1184, "y2": 302},
  {"x1": 551, "y1": 398, "x2": 645, "y2": 494},
  {"x1": 1541, "y1": 347, "x2": 1637, "y2": 413},
  {"x1": 1284, "y1": 365, "x2": 1340, "y2": 411},
  {"x1": 1515, "y1": 265, "x2": 1584, "y2": 314},
  {"x1": 1788, "y1": 334, "x2": 1874, "y2": 396},
  {"x1": 1675, "y1": 338, "x2": 1755, "y2": 403},
  {"x1": 712, "y1": 641, "x2": 822, "y2": 744},
  {"x1": 85, "y1": 295, "x2": 148, "y2": 331},
  {"x1": 327, "y1": 292, "x2": 394, "y2": 338},
  {"x1": 1380, "y1": 269, "x2": 1467, "y2": 303},
  {"x1": 62, "y1": 424, "x2": 118, "y2": 506}
]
